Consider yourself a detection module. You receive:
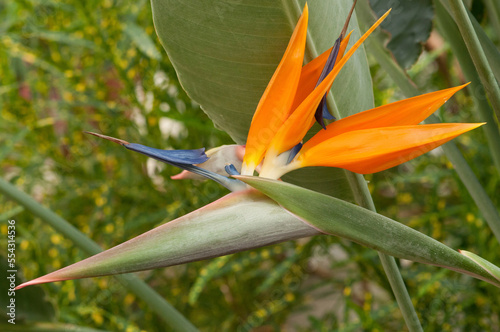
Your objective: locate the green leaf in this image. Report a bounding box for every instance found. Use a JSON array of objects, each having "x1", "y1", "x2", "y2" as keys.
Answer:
[
  {"x1": 369, "y1": 0, "x2": 433, "y2": 69},
  {"x1": 188, "y1": 256, "x2": 230, "y2": 305},
  {"x1": 440, "y1": 0, "x2": 500, "y2": 84},
  {"x1": 460, "y1": 250, "x2": 500, "y2": 283},
  {"x1": 29, "y1": 30, "x2": 98, "y2": 50},
  {"x1": 16, "y1": 190, "x2": 319, "y2": 289},
  {"x1": 0, "y1": 205, "x2": 24, "y2": 220},
  {"x1": 0, "y1": 322, "x2": 108, "y2": 332},
  {"x1": 150, "y1": 0, "x2": 373, "y2": 199},
  {"x1": 236, "y1": 176, "x2": 500, "y2": 288},
  {"x1": 123, "y1": 21, "x2": 161, "y2": 60}
]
